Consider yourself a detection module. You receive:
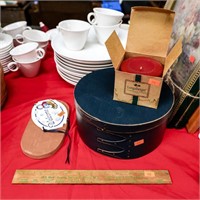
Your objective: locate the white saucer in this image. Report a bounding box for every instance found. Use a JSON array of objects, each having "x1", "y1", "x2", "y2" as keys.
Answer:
[
  {"x1": 0, "y1": 33, "x2": 13, "y2": 50},
  {"x1": 56, "y1": 65, "x2": 78, "y2": 86},
  {"x1": 46, "y1": 28, "x2": 58, "y2": 41},
  {"x1": 55, "y1": 54, "x2": 113, "y2": 71}
]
